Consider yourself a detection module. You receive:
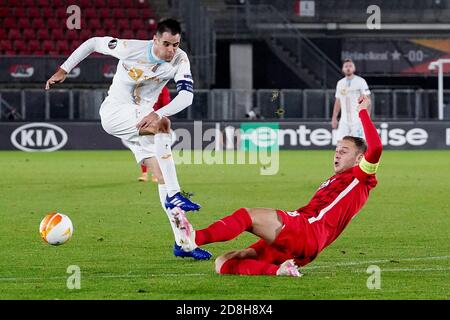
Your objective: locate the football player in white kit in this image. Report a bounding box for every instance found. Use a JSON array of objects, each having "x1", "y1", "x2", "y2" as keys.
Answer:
[
  {"x1": 331, "y1": 59, "x2": 371, "y2": 141},
  {"x1": 45, "y1": 19, "x2": 211, "y2": 260}
]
